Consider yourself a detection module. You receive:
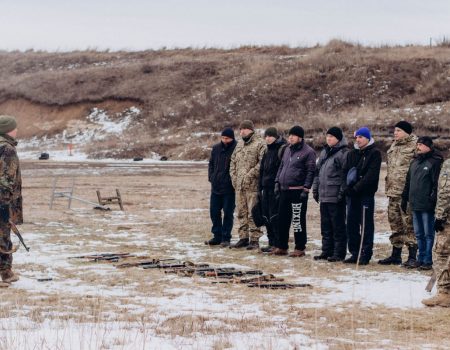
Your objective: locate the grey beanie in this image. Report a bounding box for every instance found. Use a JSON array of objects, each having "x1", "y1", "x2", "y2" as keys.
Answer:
[
  {"x1": 0, "y1": 115, "x2": 17, "y2": 134},
  {"x1": 239, "y1": 120, "x2": 254, "y2": 131}
]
